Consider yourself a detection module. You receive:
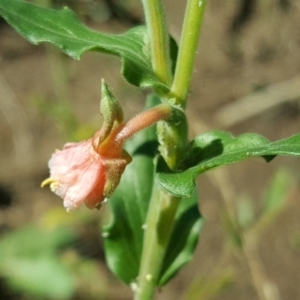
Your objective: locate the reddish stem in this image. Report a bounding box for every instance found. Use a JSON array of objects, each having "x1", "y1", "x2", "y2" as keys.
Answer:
[{"x1": 115, "y1": 104, "x2": 171, "y2": 144}]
